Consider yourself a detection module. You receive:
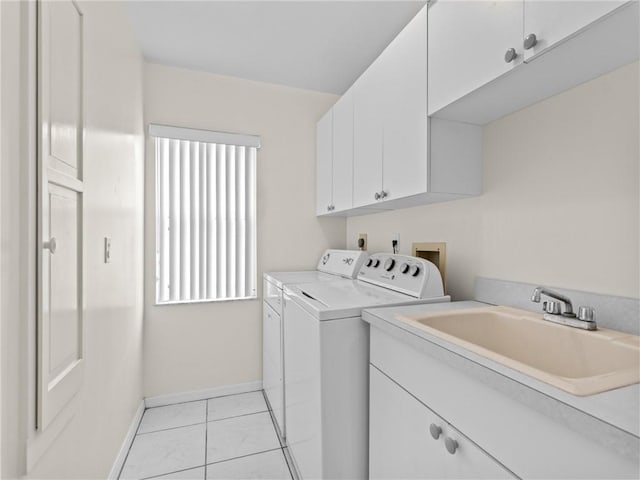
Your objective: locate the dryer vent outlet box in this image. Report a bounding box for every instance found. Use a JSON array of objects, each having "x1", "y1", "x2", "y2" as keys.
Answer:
[{"x1": 412, "y1": 242, "x2": 446, "y2": 292}]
